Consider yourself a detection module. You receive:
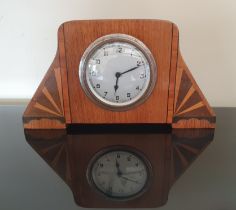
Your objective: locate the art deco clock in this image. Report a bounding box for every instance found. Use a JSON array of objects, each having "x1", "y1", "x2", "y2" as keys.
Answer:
[
  {"x1": 23, "y1": 19, "x2": 215, "y2": 129},
  {"x1": 23, "y1": 19, "x2": 216, "y2": 208}
]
